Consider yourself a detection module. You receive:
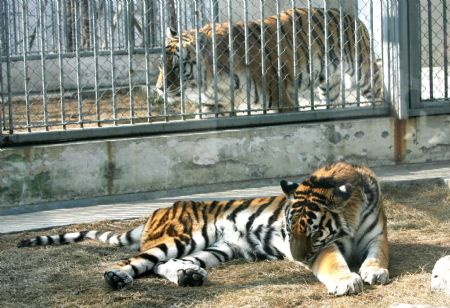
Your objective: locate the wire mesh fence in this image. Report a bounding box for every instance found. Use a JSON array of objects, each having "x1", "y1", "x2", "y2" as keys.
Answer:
[
  {"x1": 420, "y1": 0, "x2": 449, "y2": 102},
  {"x1": 1, "y1": 0, "x2": 442, "y2": 142}
]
